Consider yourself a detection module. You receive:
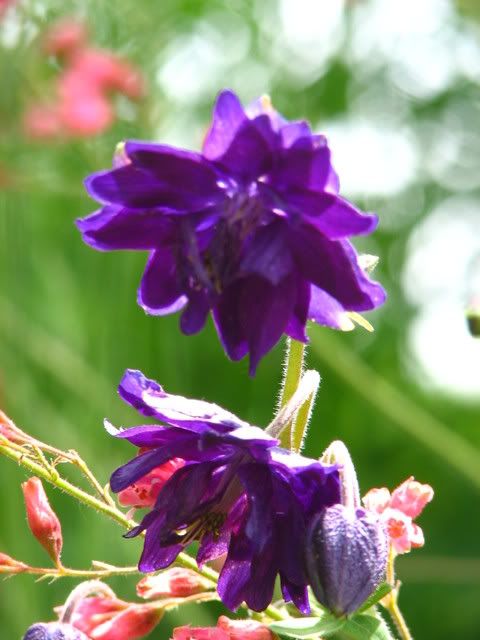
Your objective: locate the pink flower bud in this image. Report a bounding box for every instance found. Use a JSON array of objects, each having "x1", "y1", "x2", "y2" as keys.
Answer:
[
  {"x1": 22, "y1": 477, "x2": 63, "y2": 565},
  {"x1": 89, "y1": 605, "x2": 162, "y2": 640},
  {"x1": 173, "y1": 627, "x2": 228, "y2": 640},
  {"x1": 0, "y1": 552, "x2": 28, "y2": 573},
  {"x1": 66, "y1": 596, "x2": 126, "y2": 636},
  {"x1": 118, "y1": 456, "x2": 184, "y2": 508},
  {"x1": 42, "y1": 18, "x2": 88, "y2": 57},
  {"x1": 389, "y1": 476, "x2": 434, "y2": 519},
  {"x1": 217, "y1": 616, "x2": 274, "y2": 640},
  {"x1": 0, "y1": 411, "x2": 24, "y2": 443},
  {"x1": 136, "y1": 567, "x2": 209, "y2": 599}
]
